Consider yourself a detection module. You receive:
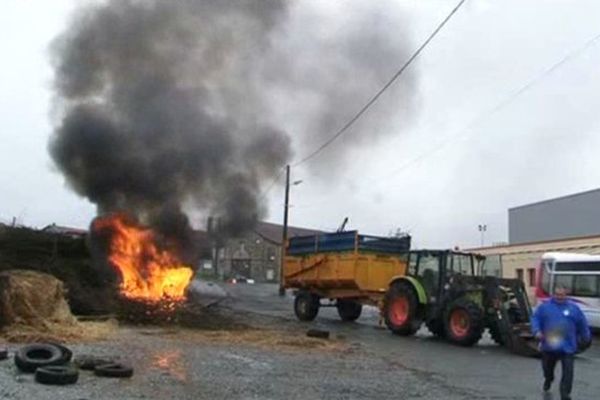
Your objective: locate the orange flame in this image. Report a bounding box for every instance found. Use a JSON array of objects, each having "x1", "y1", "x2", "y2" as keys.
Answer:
[{"x1": 92, "y1": 214, "x2": 193, "y2": 302}]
